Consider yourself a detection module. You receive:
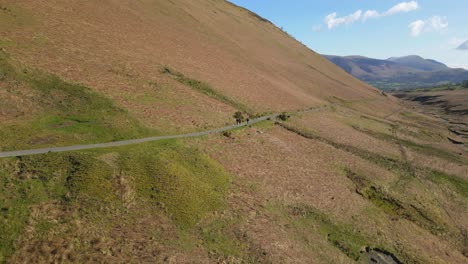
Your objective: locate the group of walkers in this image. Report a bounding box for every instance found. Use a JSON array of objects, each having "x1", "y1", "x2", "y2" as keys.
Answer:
[
  {"x1": 234, "y1": 111, "x2": 249, "y2": 125},
  {"x1": 235, "y1": 117, "x2": 249, "y2": 125}
]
